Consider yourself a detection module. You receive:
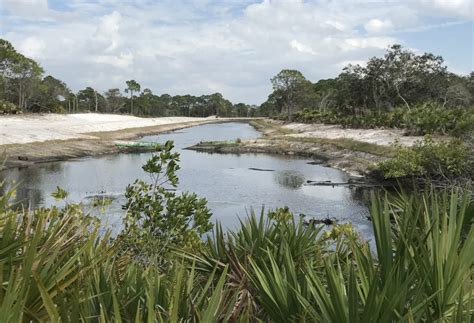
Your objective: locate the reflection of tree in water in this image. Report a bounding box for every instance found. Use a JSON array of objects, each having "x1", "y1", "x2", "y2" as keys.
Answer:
[
  {"x1": 350, "y1": 186, "x2": 394, "y2": 206},
  {"x1": 0, "y1": 163, "x2": 64, "y2": 208},
  {"x1": 349, "y1": 186, "x2": 371, "y2": 204},
  {"x1": 274, "y1": 170, "x2": 304, "y2": 189}
]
